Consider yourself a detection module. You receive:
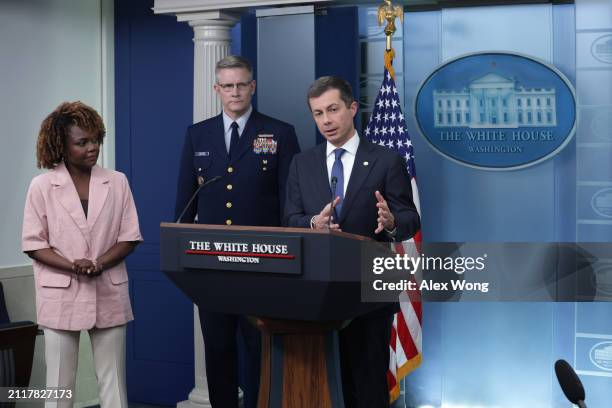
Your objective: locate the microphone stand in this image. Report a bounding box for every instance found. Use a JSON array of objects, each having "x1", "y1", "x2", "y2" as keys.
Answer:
[{"x1": 176, "y1": 175, "x2": 222, "y2": 223}]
